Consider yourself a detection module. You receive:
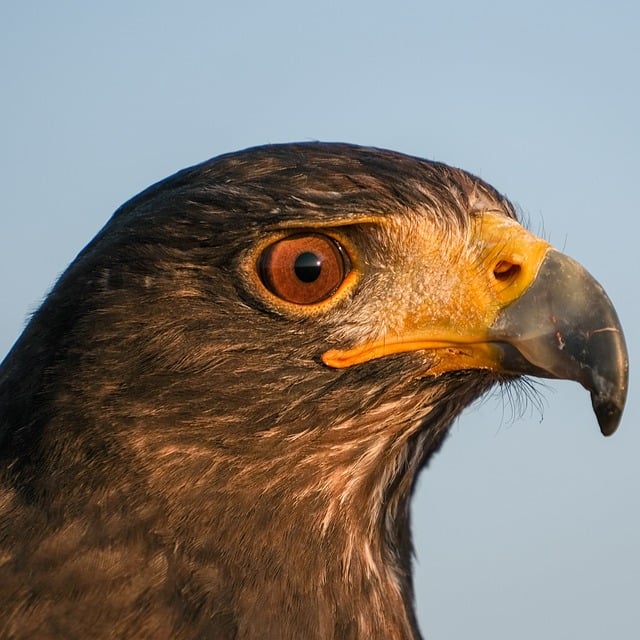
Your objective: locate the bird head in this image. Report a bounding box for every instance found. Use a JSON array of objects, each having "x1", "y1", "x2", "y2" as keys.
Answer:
[{"x1": 0, "y1": 142, "x2": 628, "y2": 638}]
